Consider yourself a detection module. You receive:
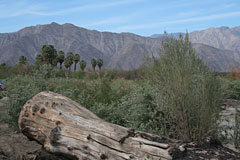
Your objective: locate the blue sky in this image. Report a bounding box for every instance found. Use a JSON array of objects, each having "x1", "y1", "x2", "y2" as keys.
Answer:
[{"x1": 0, "y1": 0, "x2": 239, "y2": 36}]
